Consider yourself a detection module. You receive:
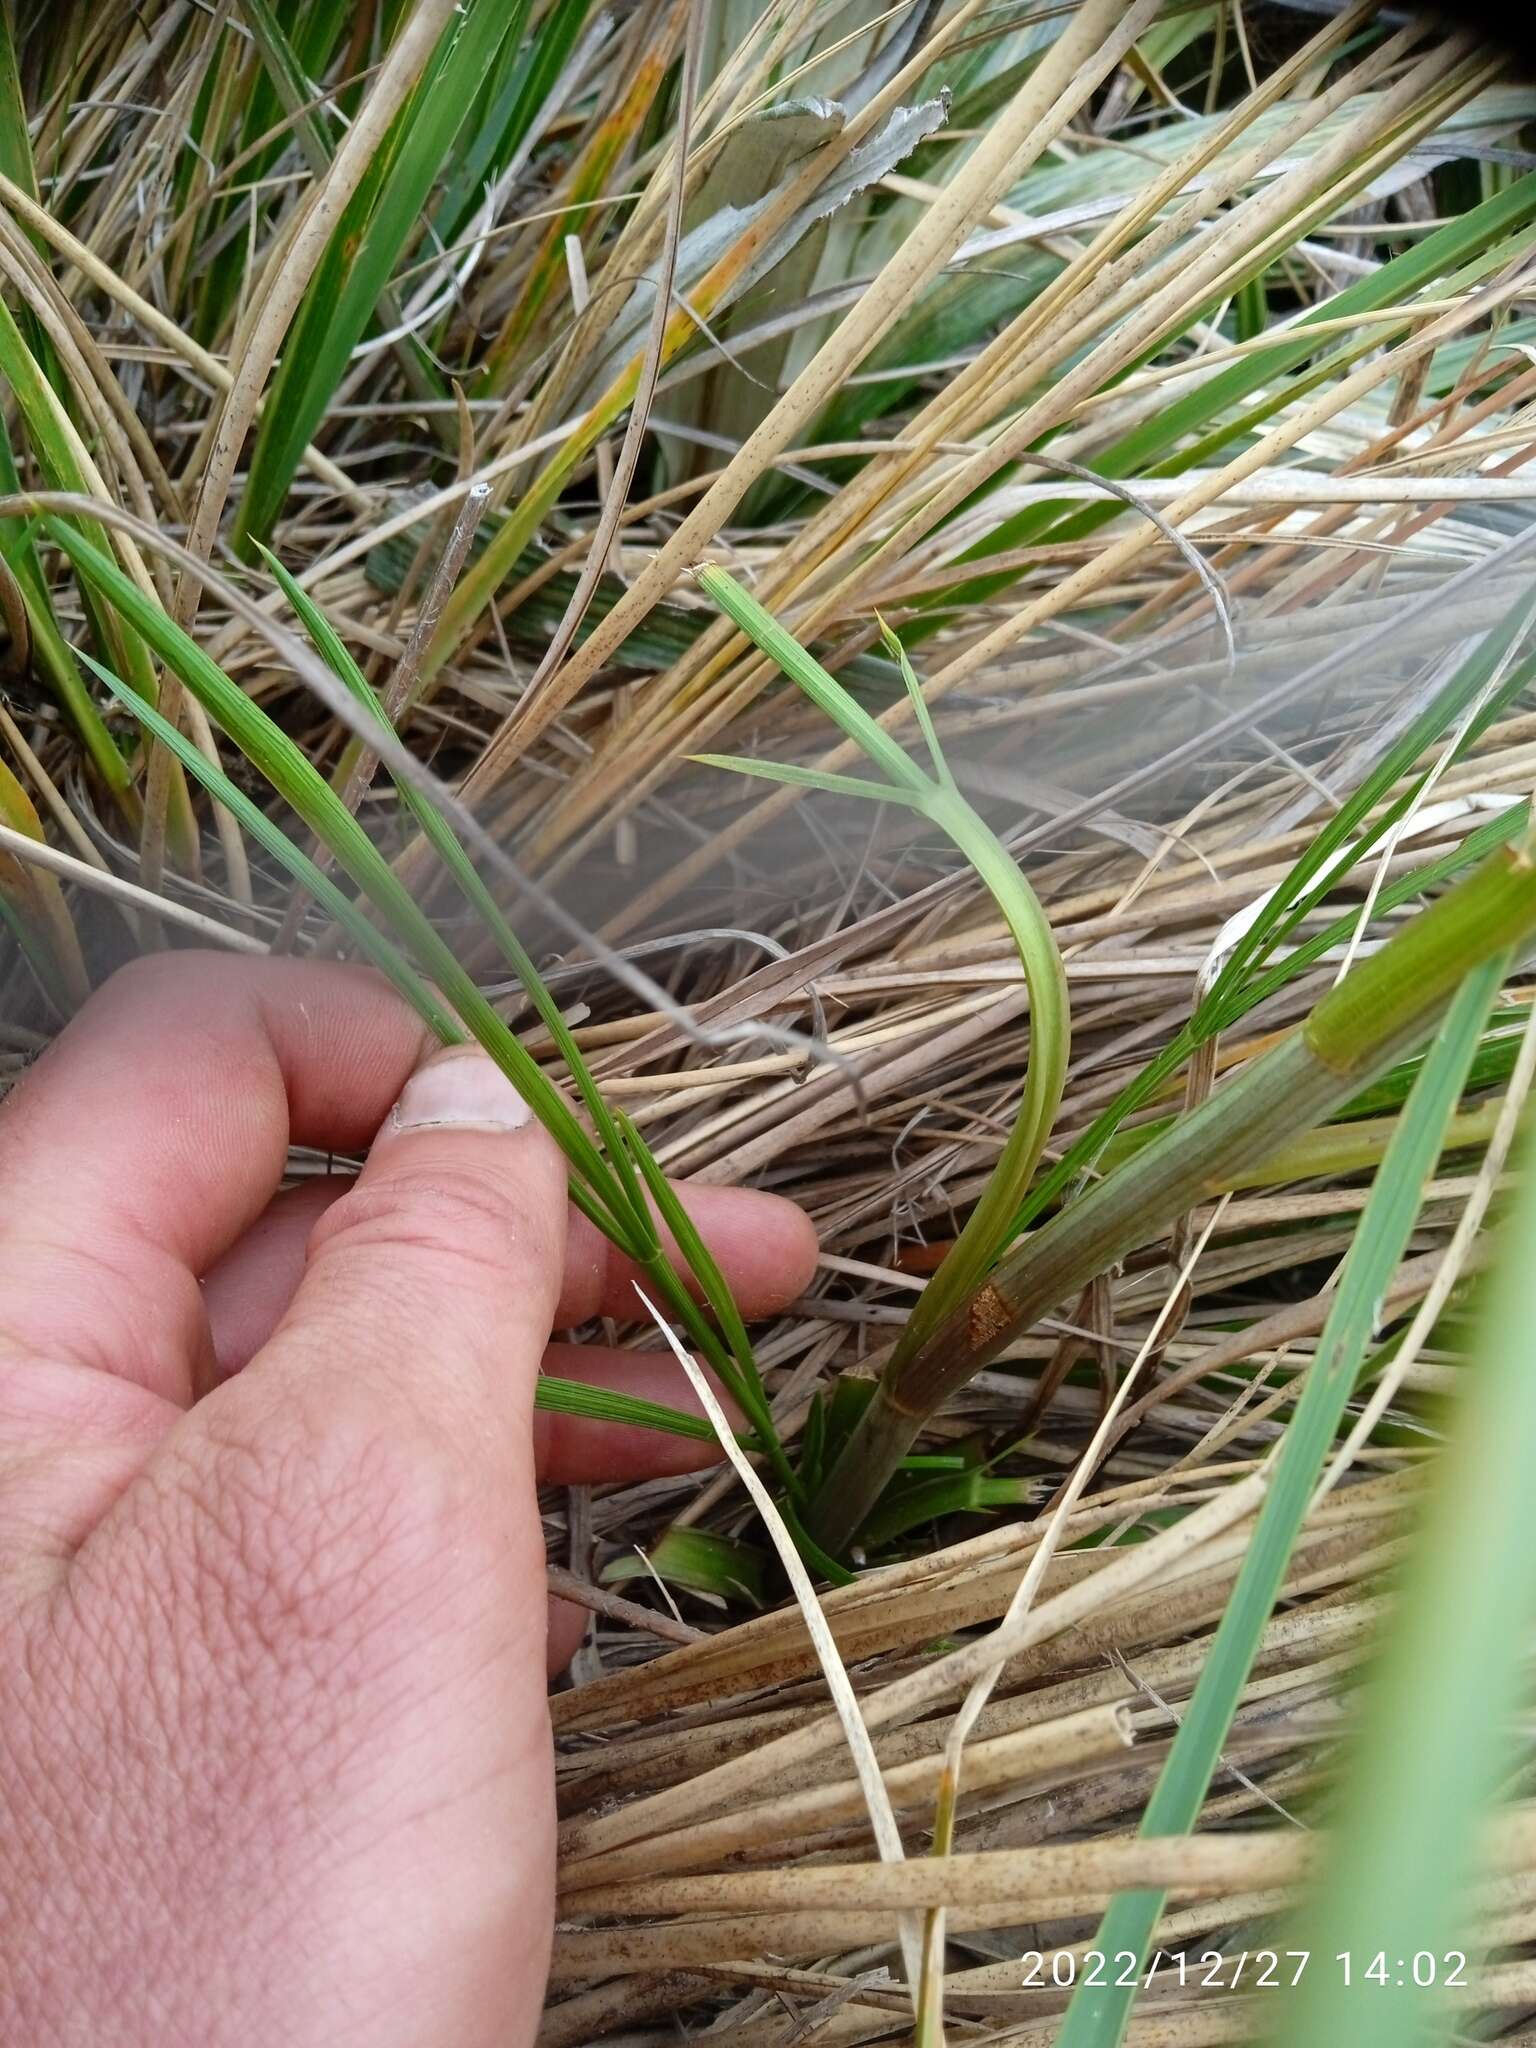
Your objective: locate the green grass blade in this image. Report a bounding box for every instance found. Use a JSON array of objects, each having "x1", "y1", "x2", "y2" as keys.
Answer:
[
  {"x1": 999, "y1": 806, "x2": 1536, "y2": 1308},
  {"x1": 249, "y1": 548, "x2": 793, "y2": 1494},
  {"x1": 99, "y1": 623, "x2": 777, "y2": 1496},
  {"x1": 238, "y1": 0, "x2": 345, "y2": 173},
  {"x1": 0, "y1": 5, "x2": 38, "y2": 208},
  {"x1": 1212, "y1": 592, "x2": 1536, "y2": 1008},
  {"x1": 83, "y1": 653, "x2": 461, "y2": 1041},
  {"x1": 695, "y1": 565, "x2": 933, "y2": 796},
  {"x1": 858, "y1": 1471, "x2": 1036, "y2": 1550},
  {"x1": 0, "y1": 301, "x2": 158, "y2": 704},
  {"x1": 431, "y1": 0, "x2": 591, "y2": 244},
  {"x1": 1227, "y1": 799, "x2": 1532, "y2": 1029},
  {"x1": 614, "y1": 1108, "x2": 796, "y2": 1497},
  {"x1": 1056, "y1": 951, "x2": 1508, "y2": 2048},
  {"x1": 533, "y1": 1374, "x2": 727, "y2": 1447},
  {"x1": 0, "y1": 432, "x2": 131, "y2": 802},
  {"x1": 254, "y1": 540, "x2": 647, "y2": 1229},
  {"x1": 690, "y1": 752, "x2": 906, "y2": 804},
  {"x1": 1009, "y1": 590, "x2": 1536, "y2": 1245},
  {"x1": 0, "y1": 310, "x2": 156, "y2": 802},
  {"x1": 602, "y1": 1526, "x2": 771, "y2": 1609},
  {"x1": 1265, "y1": 1062, "x2": 1536, "y2": 2047},
  {"x1": 52, "y1": 518, "x2": 626, "y2": 1221},
  {"x1": 193, "y1": 2, "x2": 349, "y2": 339},
  {"x1": 235, "y1": 0, "x2": 523, "y2": 549},
  {"x1": 877, "y1": 612, "x2": 952, "y2": 788},
  {"x1": 937, "y1": 175, "x2": 1536, "y2": 606},
  {"x1": 693, "y1": 572, "x2": 1070, "y2": 1418},
  {"x1": 899, "y1": 774, "x2": 1069, "y2": 1349}
]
